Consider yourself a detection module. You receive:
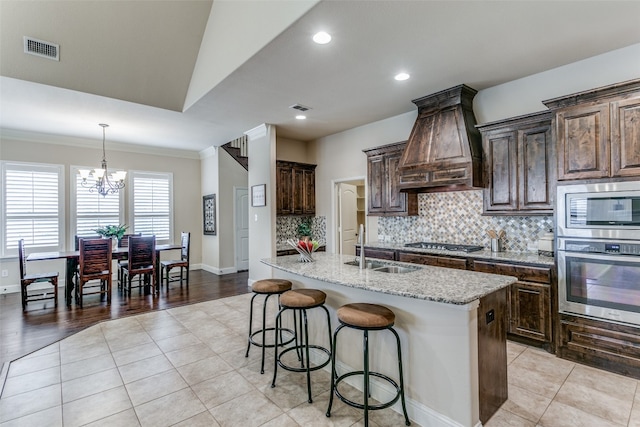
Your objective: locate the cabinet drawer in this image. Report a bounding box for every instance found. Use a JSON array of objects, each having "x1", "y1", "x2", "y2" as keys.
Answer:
[
  {"x1": 356, "y1": 247, "x2": 396, "y2": 261},
  {"x1": 473, "y1": 261, "x2": 550, "y2": 284},
  {"x1": 397, "y1": 252, "x2": 467, "y2": 270}
]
